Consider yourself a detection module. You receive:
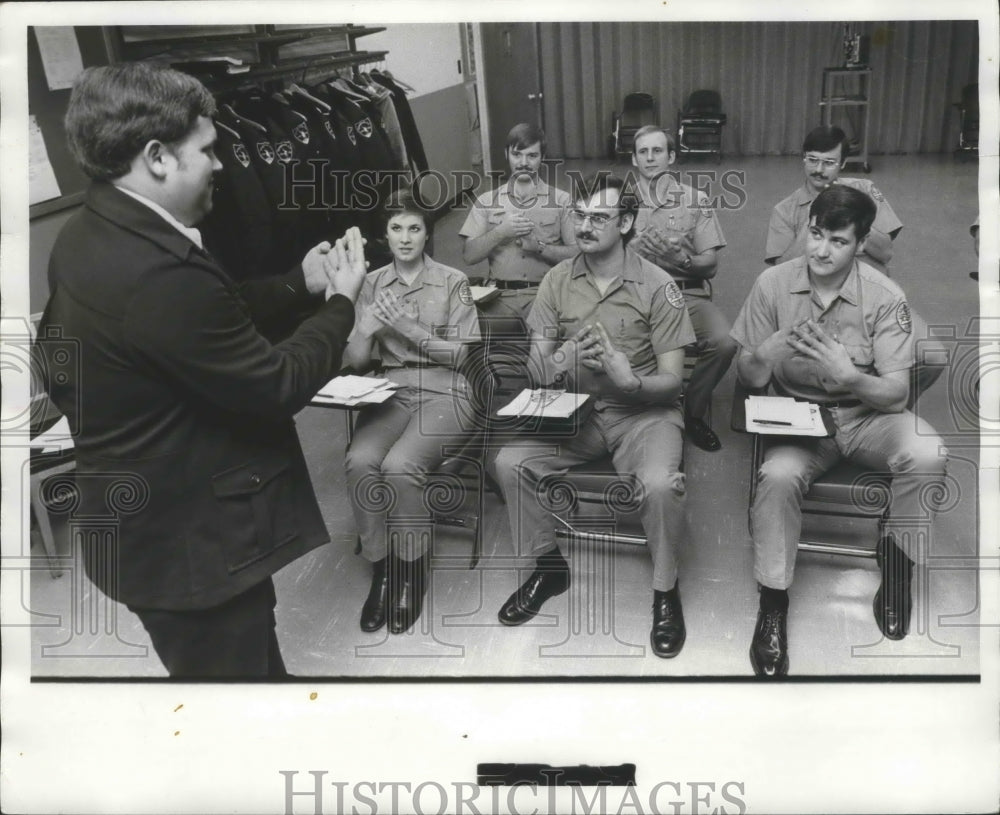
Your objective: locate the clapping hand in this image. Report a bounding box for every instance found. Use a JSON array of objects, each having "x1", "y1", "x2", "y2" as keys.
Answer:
[
  {"x1": 324, "y1": 227, "x2": 368, "y2": 302},
  {"x1": 552, "y1": 325, "x2": 604, "y2": 375},
  {"x1": 633, "y1": 227, "x2": 687, "y2": 269},
  {"x1": 592, "y1": 322, "x2": 637, "y2": 389},
  {"x1": 787, "y1": 320, "x2": 858, "y2": 387},
  {"x1": 495, "y1": 211, "x2": 536, "y2": 242}
]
